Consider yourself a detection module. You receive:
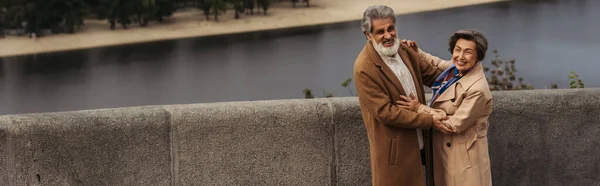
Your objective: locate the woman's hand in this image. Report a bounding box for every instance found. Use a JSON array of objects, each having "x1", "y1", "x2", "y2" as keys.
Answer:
[
  {"x1": 401, "y1": 39, "x2": 419, "y2": 51},
  {"x1": 433, "y1": 115, "x2": 453, "y2": 134},
  {"x1": 396, "y1": 93, "x2": 420, "y2": 112}
]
